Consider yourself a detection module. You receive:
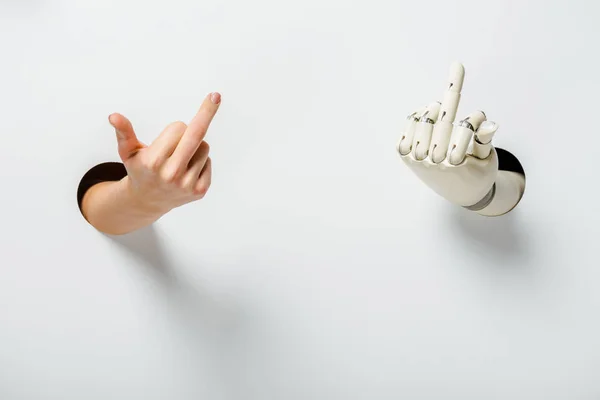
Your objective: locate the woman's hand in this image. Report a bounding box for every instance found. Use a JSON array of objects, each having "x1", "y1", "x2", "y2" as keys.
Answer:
[
  {"x1": 81, "y1": 92, "x2": 222, "y2": 235},
  {"x1": 111, "y1": 92, "x2": 221, "y2": 215}
]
